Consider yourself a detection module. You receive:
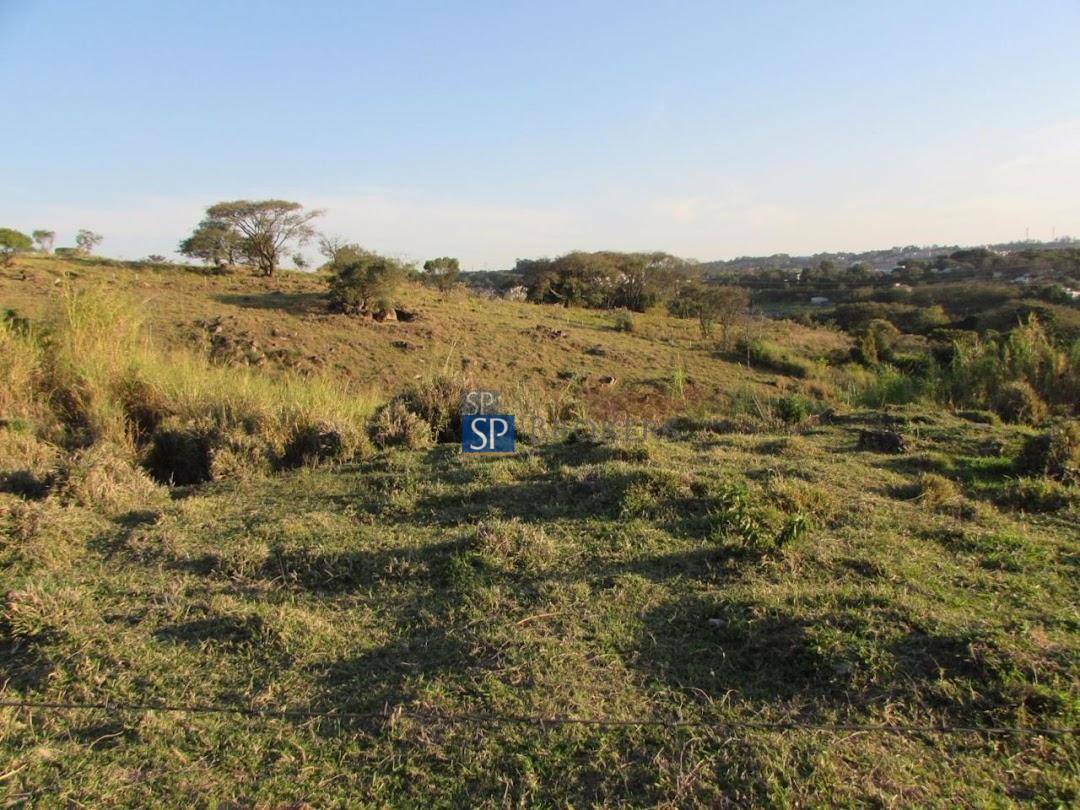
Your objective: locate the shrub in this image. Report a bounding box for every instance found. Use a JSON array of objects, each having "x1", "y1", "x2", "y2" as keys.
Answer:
[
  {"x1": 422, "y1": 257, "x2": 460, "y2": 291},
  {"x1": 1014, "y1": 420, "x2": 1080, "y2": 484},
  {"x1": 370, "y1": 400, "x2": 433, "y2": 449},
  {"x1": 143, "y1": 420, "x2": 215, "y2": 485},
  {"x1": 993, "y1": 381, "x2": 1048, "y2": 425},
  {"x1": 611, "y1": 309, "x2": 634, "y2": 333},
  {"x1": 707, "y1": 481, "x2": 787, "y2": 551},
  {"x1": 327, "y1": 244, "x2": 409, "y2": 315},
  {"x1": 51, "y1": 444, "x2": 163, "y2": 514},
  {"x1": 279, "y1": 423, "x2": 347, "y2": 468},
  {"x1": 774, "y1": 394, "x2": 809, "y2": 425},
  {"x1": 378, "y1": 373, "x2": 467, "y2": 445},
  {"x1": 852, "y1": 319, "x2": 900, "y2": 365}
]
